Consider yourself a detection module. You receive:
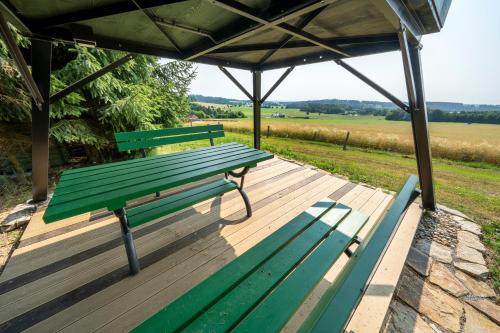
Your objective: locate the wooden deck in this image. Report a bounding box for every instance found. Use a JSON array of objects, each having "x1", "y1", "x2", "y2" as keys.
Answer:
[{"x1": 0, "y1": 157, "x2": 422, "y2": 333}]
